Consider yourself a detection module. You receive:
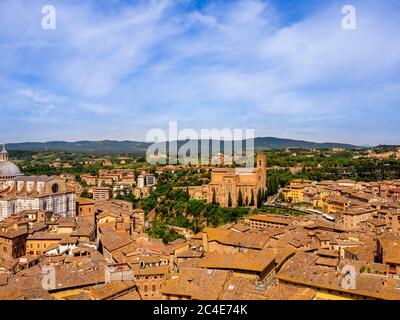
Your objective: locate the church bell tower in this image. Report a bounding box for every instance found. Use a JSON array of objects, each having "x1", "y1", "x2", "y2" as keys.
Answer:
[{"x1": 256, "y1": 154, "x2": 267, "y2": 191}]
